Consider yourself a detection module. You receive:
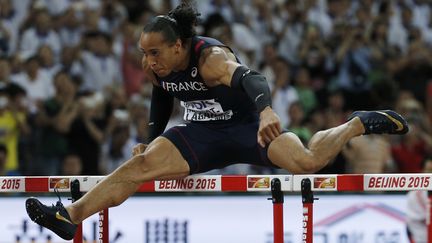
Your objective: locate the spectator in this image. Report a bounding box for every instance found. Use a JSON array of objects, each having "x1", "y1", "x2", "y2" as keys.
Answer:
[
  {"x1": 271, "y1": 56, "x2": 298, "y2": 128},
  {"x1": 0, "y1": 86, "x2": 28, "y2": 174},
  {"x1": 77, "y1": 31, "x2": 122, "y2": 92},
  {"x1": 60, "y1": 152, "x2": 83, "y2": 176},
  {"x1": 287, "y1": 101, "x2": 312, "y2": 144},
  {"x1": 10, "y1": 56, "x2": 54, "y2": 114},
  {"x1": 305, "y1": 0, "x2": 333, "y2": 38},
  {"x1": 342, "y1": 134, "x2": 394, "y2": 173},
  {"x1": 58, "y1": 7, "x2": 83, "y2": 48},
  {"x1": 0, "y1": 0, "x2": 25, "y2": 56},
  {"x1": 392, "y1": 98, "x2": 432, "y2": 173},
  {"x1": 333, "y1": 25, "x2": 374, "y2": 110},
  {"x1": 0, "y1": 57, "x2": 11, "y2": 83},
  {"x1": 19, "y1": 9, "x2": 61, "y2": 58},
  {"x1": 120, "y1": 21, "x2": 146, "y2": 96},
  {"x1": 82, "y1": 9, "x2": 103, "y2": 33},
  {"x1": 197, "y1": 0, "x2": 235, "y2": 23},
  {"x1": 100, "y1": 115, "x2": 134, "y2": 174},
  {"x1": 67, "y1": 92, "x2": 107, "y2": 175},
  {"x1": 258, "y1": 41, "x2": 279, "y2": 91},
  {"x1": 297, "y1": 24, "x2": 330, "y2": 92},
  {"x1": 60, "y1": 46, "x2": 81, "y2": 76},
  {"x1": 293, "y1": 66, "x2": 317, "y2": 115},
  {"x1": 37, "y1": 45, "x2": 61, "y2": 79},
  {"x1": 392, "y1": 40, "x2": 432, "y2": 105},
  {"x1": 7, "y1": 81, "x2": 30, "y2": 174},
  {"x1": 34, "y1": 71, "x2": 78, "y2": 175},
  {"x1": 277, "y1": 0, "x2": 307, "y2": 64},
  {"x1": 324, "y1": 89, "x2": 349, "y2": 128},
  {"x1": 0, "y1": 20, "x2": 10, "y2": 56},
  {"x1": 305, "y1": 107, "x2": 326, "y2": 135},
  {"x1": 128, "y1": 94, "x2": 149, "y2": 143},
  {"x1": 203, "y1": 13, "x2": 257, "y2": 67},
  {"x1": 8, "y1": 54, "x2": 23, "y2": 80},
  {"x1": 0, "y1": 144, "x2": 10, "y2": 175},
  {"x1": 99, "y1": 0, "x2": 128, "y2": 34}
]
